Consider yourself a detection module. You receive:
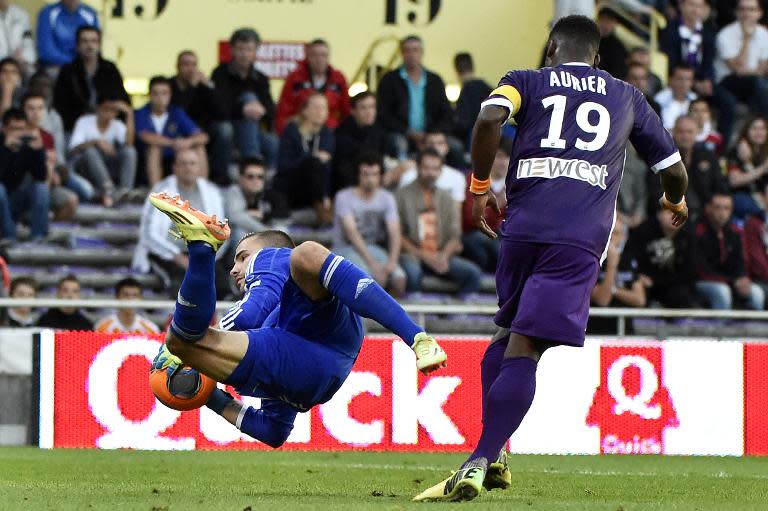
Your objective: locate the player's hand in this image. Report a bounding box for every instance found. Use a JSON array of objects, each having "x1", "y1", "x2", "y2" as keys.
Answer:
[
  {"x1": 659, "y1": 195, "x2": 688, "y2": 227},
  {"x1": 472, "y1": 191, "x2": 501, "y2": 239},
  {"x1": 151, "y1": 344, "x2": 182, "y2": 372}
]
